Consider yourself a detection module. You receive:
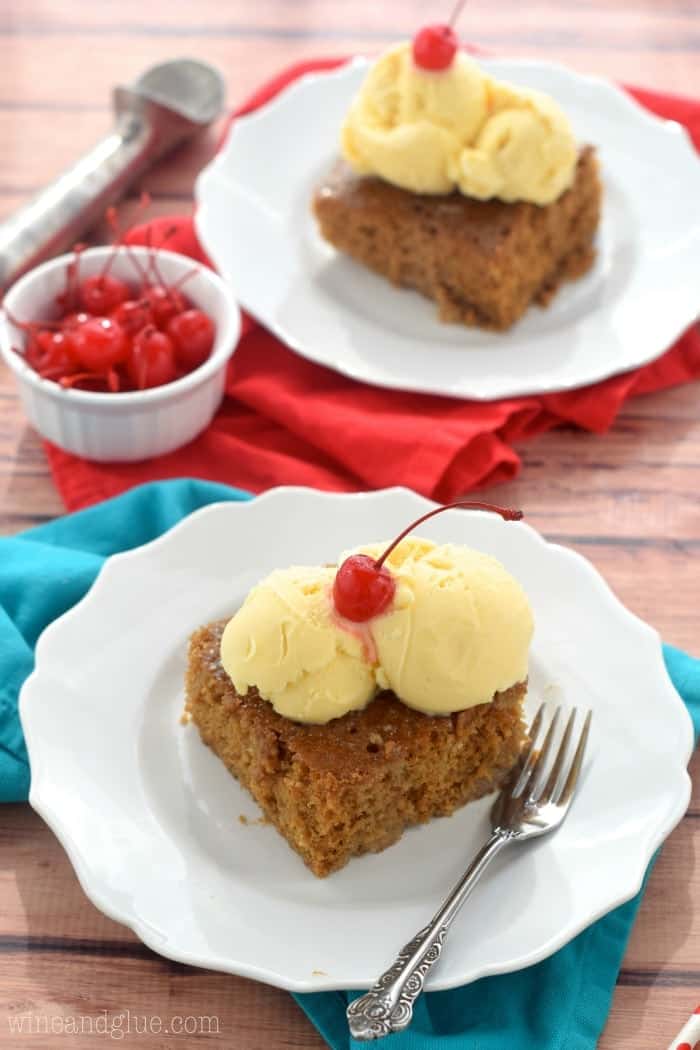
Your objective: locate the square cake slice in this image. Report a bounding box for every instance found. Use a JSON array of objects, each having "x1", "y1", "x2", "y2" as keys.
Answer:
[
  {"x1": 185, "y1": 619, "x2": 527, "y2": 877},
  {"x1": 313, "y1": 147, "x2": 601, "y2": 330}
]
